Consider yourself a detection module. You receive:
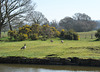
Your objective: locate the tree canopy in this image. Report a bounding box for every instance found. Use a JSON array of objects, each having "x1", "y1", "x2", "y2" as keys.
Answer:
[
  {"x1": 59, "y1": 13, "x2": 97, "y2": 32},
  {"x1": 0, "y1": 0, "x2": 36, "y2": 37}
]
